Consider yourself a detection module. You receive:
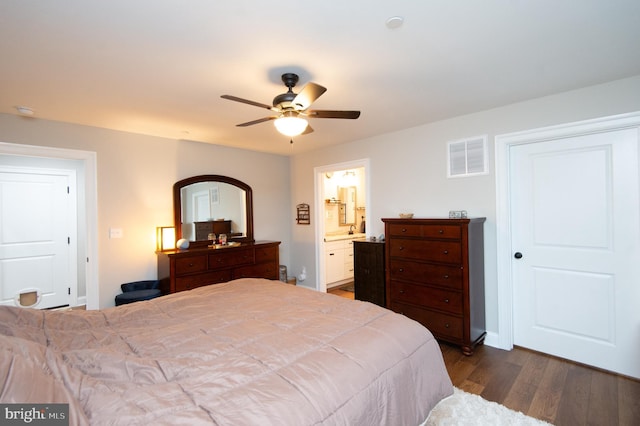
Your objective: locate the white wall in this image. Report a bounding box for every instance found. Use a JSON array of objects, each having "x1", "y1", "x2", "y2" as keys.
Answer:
[
  {"x1": 289, "y1": 75, "x2": 640, "y2": 338},
  {"x1": 0, "y1": 115, "x2": 291, "y2": 308}
]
